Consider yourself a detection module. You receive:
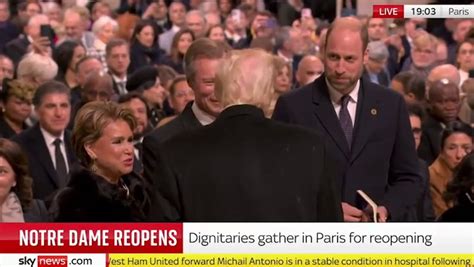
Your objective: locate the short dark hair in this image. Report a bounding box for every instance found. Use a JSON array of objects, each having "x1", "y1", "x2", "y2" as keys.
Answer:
[
  {"x1": 169, "y1": 75, "x2": 187, "y2": 96},
  {"x1": 118, "y1": 92, "x2": 150, "y2": 116},
  {"x1": 32, "y1": 80, "x2": 71, "y2": 107},
  {"x1": 406, "y1": 102, "x2": 424, "y2": 121},
  {"x1": 392, "y1": 71, "x2": 425, "y2": 102},
  {"x1": 441, "y1": 121, "x2": 473, "y2": 149},
  {"x1": 105, "y1": 38, "x2": 129, "y2": 57}
]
